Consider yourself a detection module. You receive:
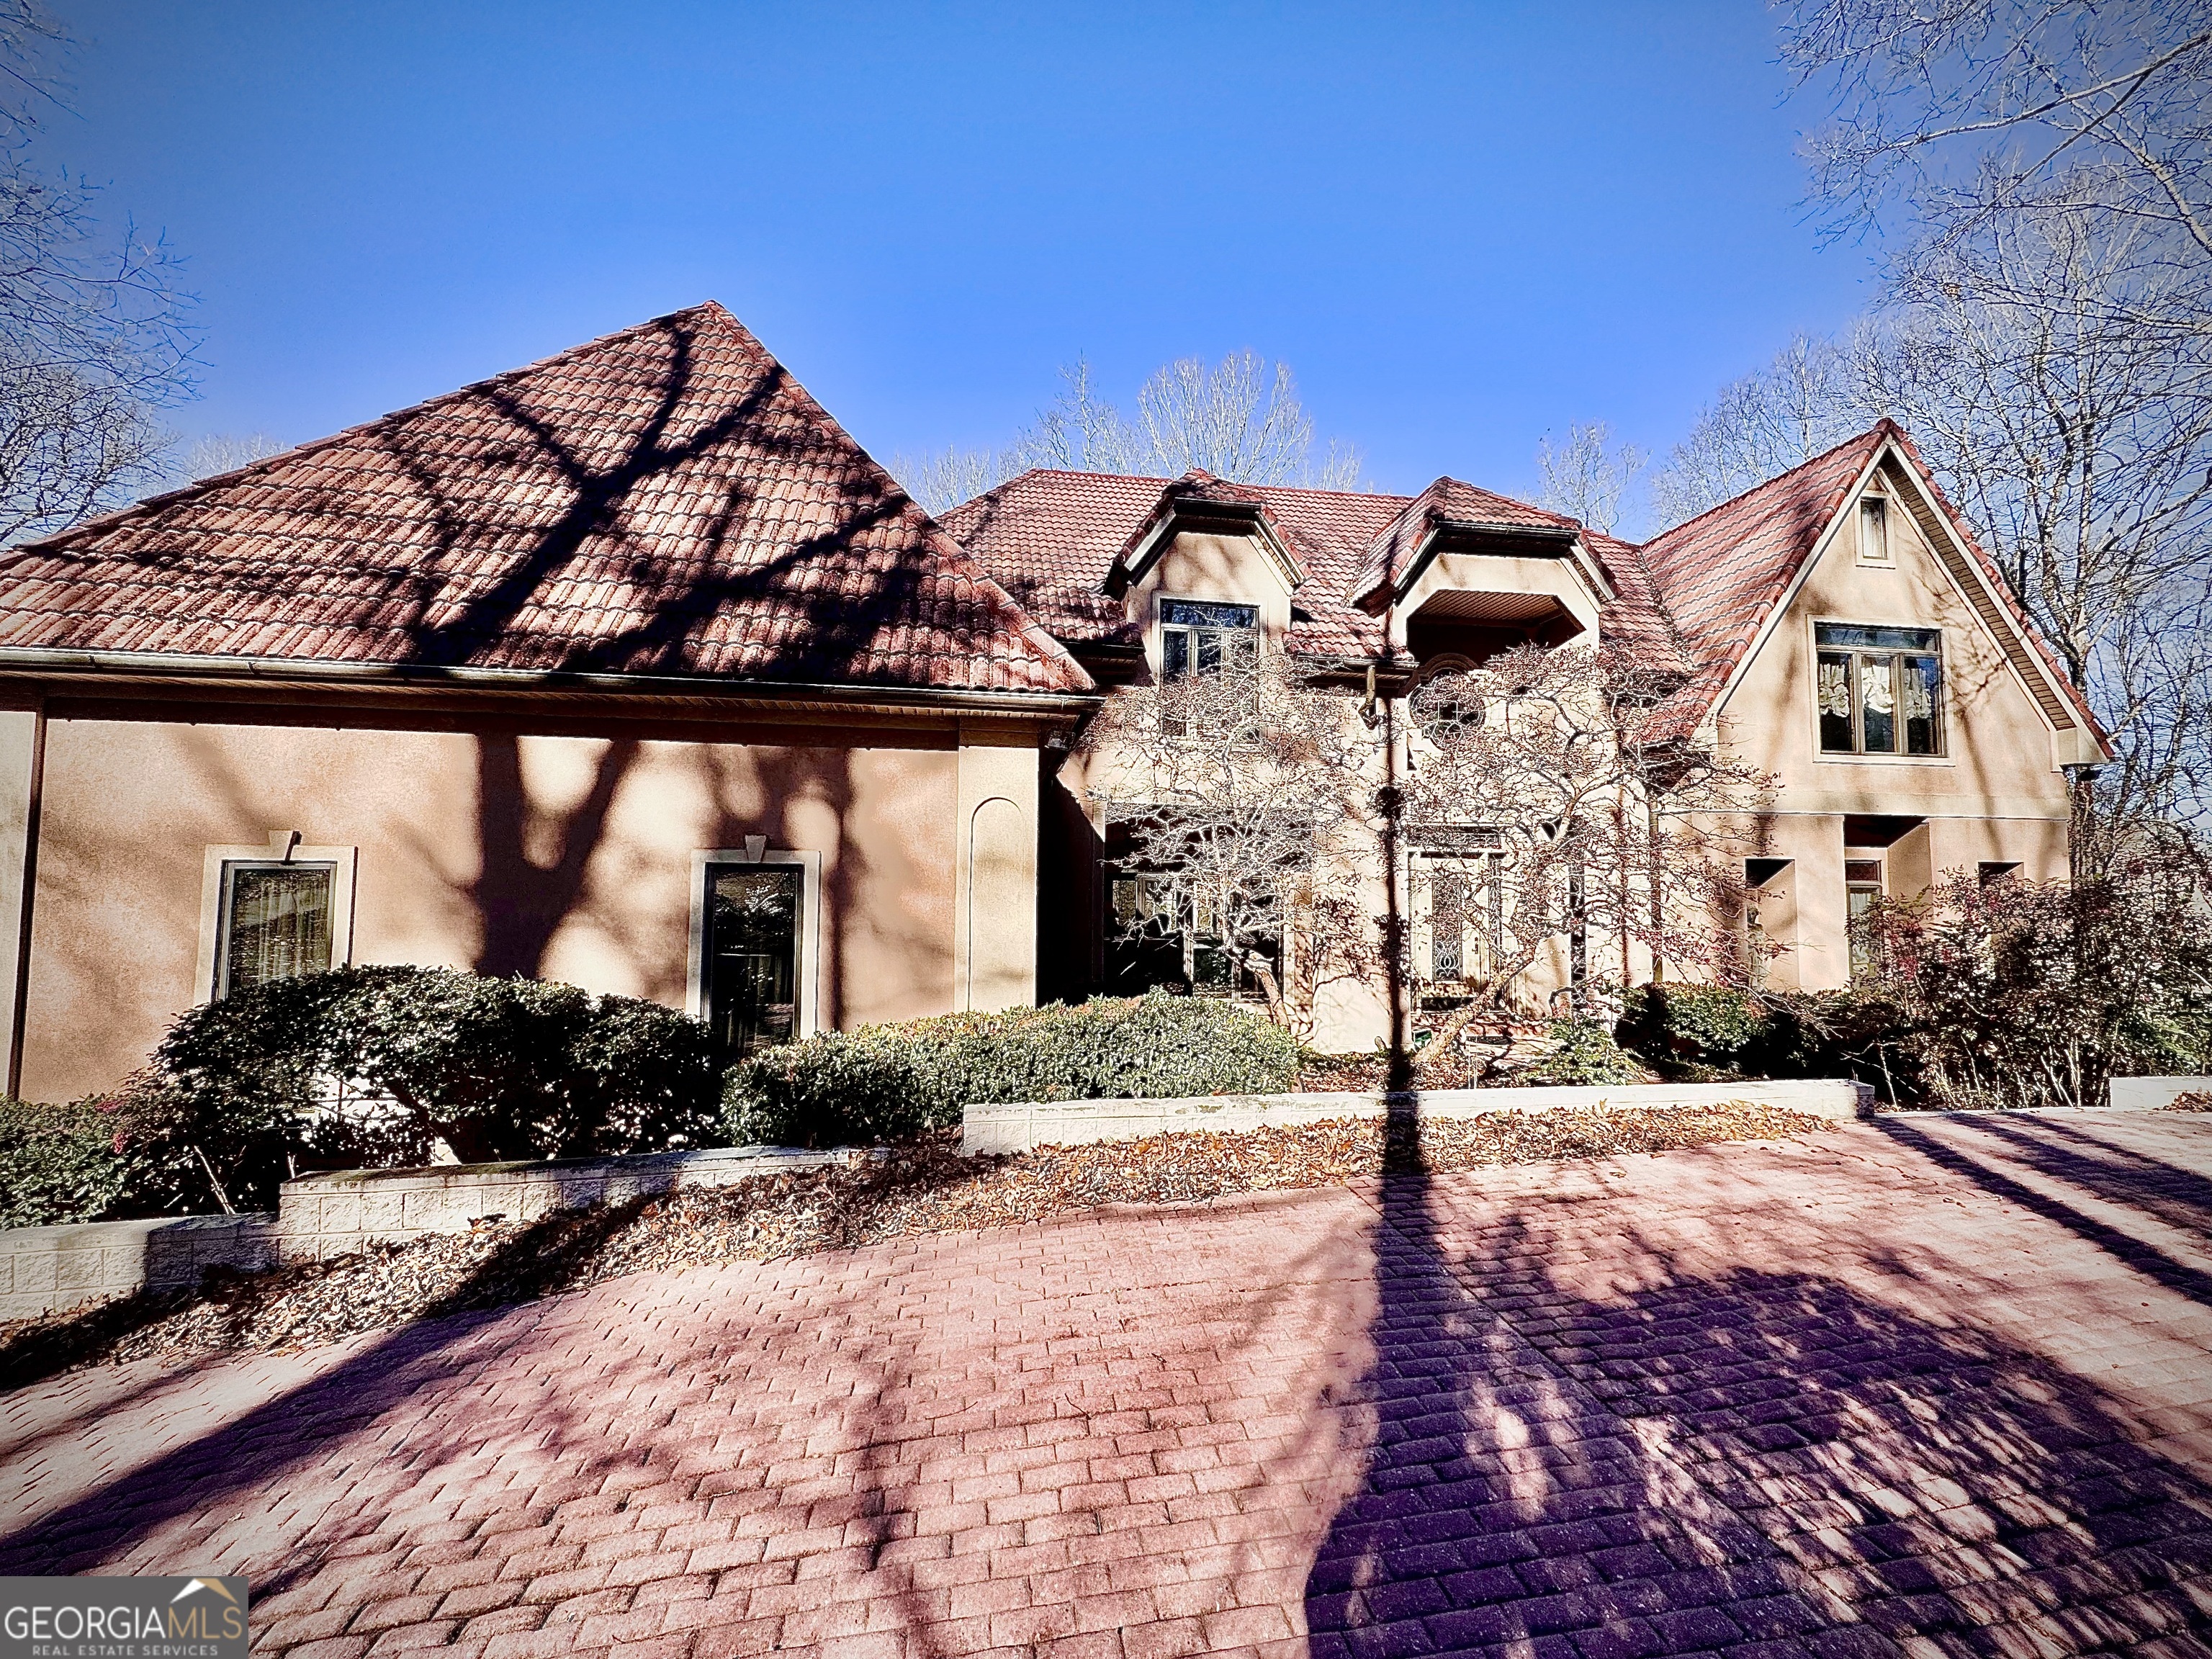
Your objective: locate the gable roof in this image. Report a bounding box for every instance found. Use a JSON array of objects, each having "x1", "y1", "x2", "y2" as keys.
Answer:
[
  {"x1": 1637, "y1": 425, "x2": 1892, "y2": 733},
  {"x1": 0, "y1": 303, "x2": 1091, "y2": 698},
  {"x1": 1348, "y1": 477, "x2": 1581, "y2": 612},
  {"x1": 940, "y1": 469, "x2": 1683, "y2": 668},
  {"x1": 1637, "y1": 418, "x2": 2103, "y2": 742}
]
